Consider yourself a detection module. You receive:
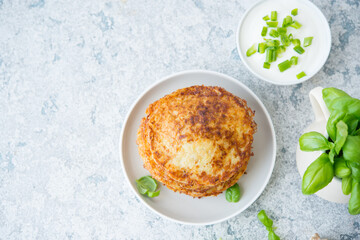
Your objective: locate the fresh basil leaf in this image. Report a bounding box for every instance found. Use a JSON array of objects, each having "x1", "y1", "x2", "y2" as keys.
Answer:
[
  {"x1": 349, "y1": 181, "x2": 360, "y2": 215},
  {"x1": 354, "y1": 128, "x2": 360, "y2": 136},
  {"x1": 329, "y1": 96, "x2": 360, "y2": 119},
  {"x1": 343, "y1": 115, "x2": 359, "y2": 135},
  {"x1": 299, "y1": 132, "x2": 330, "y2": 152},
  {"x1": 334, "y1": 120, "x2": 348, "y2": 154},
  {"x1": 257, "y1": 210, "x2": 273, "y2": 228},
  {"x1": 342, "y1": 176, "x2": 353, "y2": 195},
  {"x1": 136, "y1": 176, "x2": 158, "y2": 195},
  {"x1": 147, "y1": 190, "x2": 160, "y2": 198},
  {"x1": 342, "y1": 135, "x2": 360, "y2": 163},
  {"x1": 225, "y1": 183, "x2": 241, "y2": 203},
  {"x1": 322, "y1": 88, "x2": 350, "y2": 110},
  {"x1": 334, "y1": 157, "x2": 351, "y2": 178},
  {"x1": 346, "y1": 161, "x2": 360, "y2": 181},
  {"x1": 302, "y1": 153, "x2": 334, "y2": 195},
  {"x1": 327, "y1": 110, "x2": 346, "y2": 141},
  {"x1": 329, "y1": 147, "x2": 336, "y2": 165},
  {"x1": 268, "y1": 231, "x2": 280, "y2": 240}
]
